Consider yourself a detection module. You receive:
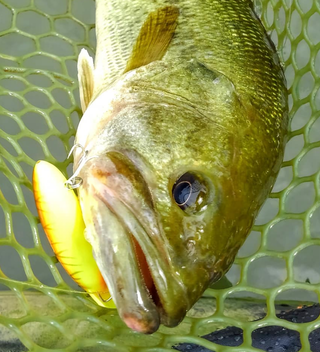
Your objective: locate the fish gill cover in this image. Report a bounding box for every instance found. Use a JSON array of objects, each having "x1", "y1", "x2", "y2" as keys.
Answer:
[{"x1": 0, "y1": 0, "x2": 319, "y2": 351}]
